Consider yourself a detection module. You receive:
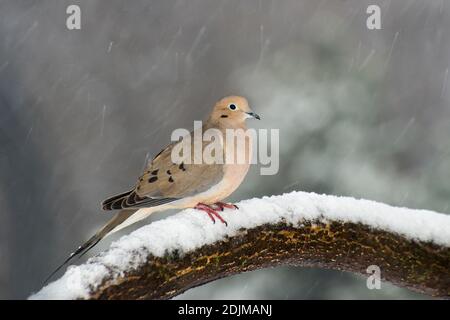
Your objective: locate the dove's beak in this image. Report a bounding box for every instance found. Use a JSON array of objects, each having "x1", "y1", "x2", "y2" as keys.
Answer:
[{"x1": 246, "y1": 112, "x2": 261, "y2": 120}]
